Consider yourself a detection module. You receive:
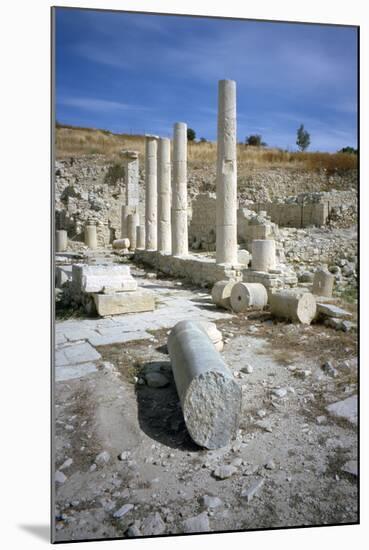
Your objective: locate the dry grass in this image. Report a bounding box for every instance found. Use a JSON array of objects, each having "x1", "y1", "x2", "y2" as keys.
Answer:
[{"x1": 56, "y1": 125, "x2": 357, "y2": 173}]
